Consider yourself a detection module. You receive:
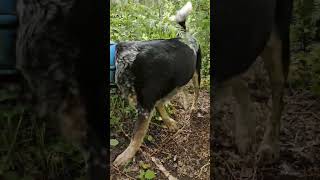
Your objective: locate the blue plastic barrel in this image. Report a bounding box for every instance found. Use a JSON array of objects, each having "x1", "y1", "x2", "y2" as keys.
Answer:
[
  {"x1": 110, "y1": 43, "x2": 117, "y2": 84},
  {"x1": 0, "y1": 0, "x2": 16, "y2": 13},
  {"x1": 0, "y1": 0, "x2": 17, "y2": 75}
]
